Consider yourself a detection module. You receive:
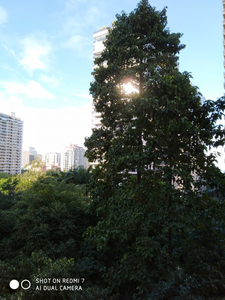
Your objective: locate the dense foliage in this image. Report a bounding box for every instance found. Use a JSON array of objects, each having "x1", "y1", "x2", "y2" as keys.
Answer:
[
  {"x1": 0, "y1": 168, "x2": 118, "y2": 300},
  {"x1": 84, "y1": 0, "x2": 225, "y2": 299}
]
